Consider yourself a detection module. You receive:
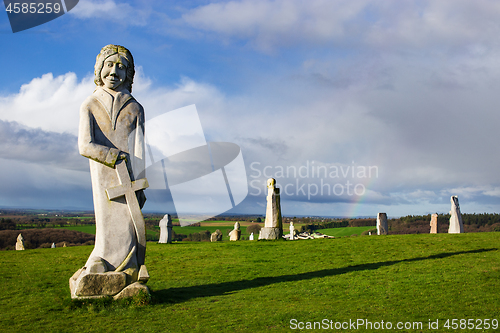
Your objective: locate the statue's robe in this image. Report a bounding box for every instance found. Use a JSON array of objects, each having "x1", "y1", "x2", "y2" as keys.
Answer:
[{"x1": 78, "y1": 86, "x2": 145, "y2": 272}]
